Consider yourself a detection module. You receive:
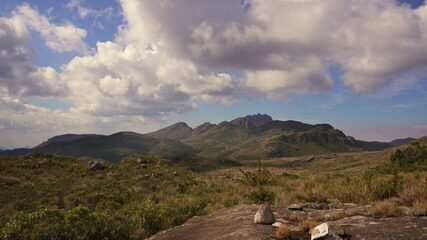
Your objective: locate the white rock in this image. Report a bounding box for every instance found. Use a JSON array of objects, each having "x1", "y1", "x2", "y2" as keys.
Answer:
[
  {"x1": 254, "y1": 204, "x2": 275, "y2": 224},
  {"x1": 310, "y1": 222, "x2": 345, "y2": 240},
  {"x1": 272, "y1": 222, "x2": 287, "y2": 228},
  {"x1": 310, "y1": 223, "x2": 329, "y2": 240}
]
